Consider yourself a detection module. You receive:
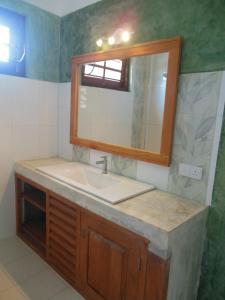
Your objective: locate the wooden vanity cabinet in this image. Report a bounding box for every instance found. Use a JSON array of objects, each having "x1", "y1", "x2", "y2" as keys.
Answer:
[
  {"x1": 79, "y1": 211, "x2": 148, "y2": 300},
  {"x1": 16, "y1": 174, "x2": 170, "y2": 300}
]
